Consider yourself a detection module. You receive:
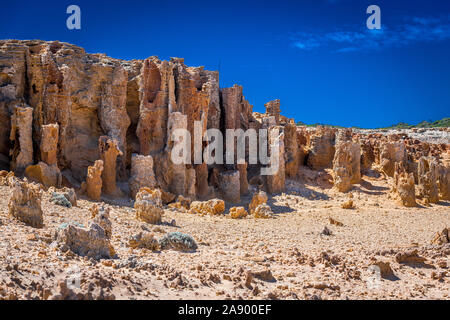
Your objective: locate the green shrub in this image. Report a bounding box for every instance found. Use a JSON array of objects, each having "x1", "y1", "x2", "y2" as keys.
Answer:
[
  {"x1": 50, "y1": 192, "x2": 72, "y2": 208},
  {"x1": 159, "y1": 232, "x2": 198, "y2": 252}
]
